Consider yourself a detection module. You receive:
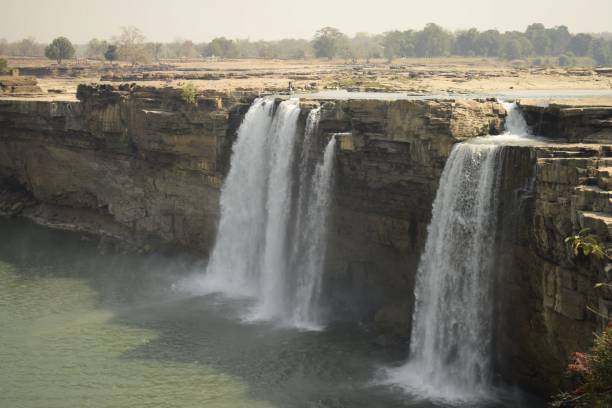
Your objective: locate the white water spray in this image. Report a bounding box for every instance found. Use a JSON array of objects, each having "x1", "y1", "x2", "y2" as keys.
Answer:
[{"x1": 385, "y1": 102, "x2": 533, "y2": 403}]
